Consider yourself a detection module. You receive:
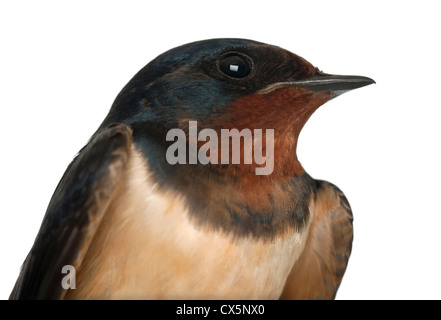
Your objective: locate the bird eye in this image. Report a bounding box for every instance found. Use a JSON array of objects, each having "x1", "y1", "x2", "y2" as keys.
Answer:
[{"x1": 218, "y1": 53, "x2": 252, "y2": 79}]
